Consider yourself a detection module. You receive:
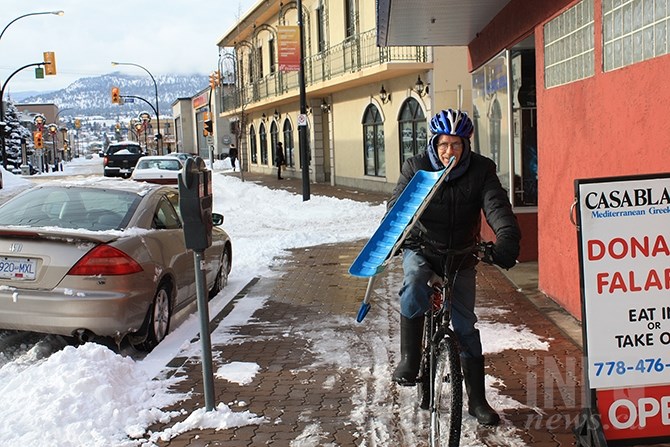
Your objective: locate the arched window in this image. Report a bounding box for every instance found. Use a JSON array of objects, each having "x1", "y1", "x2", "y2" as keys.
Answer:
[
  {"x1": 283, "y1": 119, "x2": 295, "y2": 167},
  {"x1": 249, "y1": 125, "x2": 258, "y2": 164},
  {"x1": 398, "y1": 98, "x2": 427, "y2": 165},
  {"x1": 363, "y1": 105, "x2": 385, "y2": 177},
  {"x1": 270, "y1": 121, "x2": 279, "y2": 166},
  {"x1": 259, "y1": 123, "x2": 268, "y2": 165}
]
